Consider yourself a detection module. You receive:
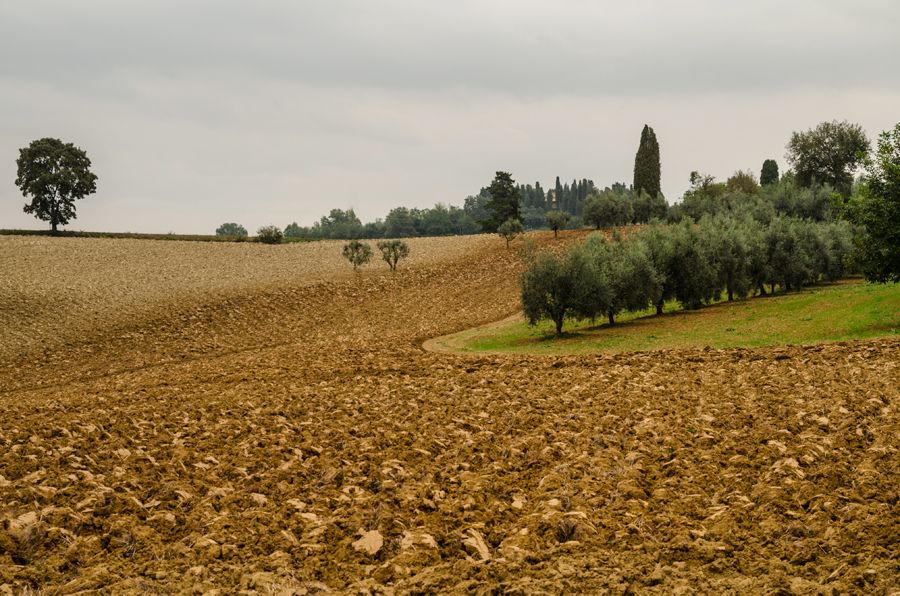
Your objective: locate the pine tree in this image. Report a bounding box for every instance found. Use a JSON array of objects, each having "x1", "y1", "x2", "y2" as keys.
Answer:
[
  {"x1": 479, "y1": 171, "x2": 522, "y2": 233},
  {"x1": 634, "y1": 124, "x2": 662, "y2": 200}
]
